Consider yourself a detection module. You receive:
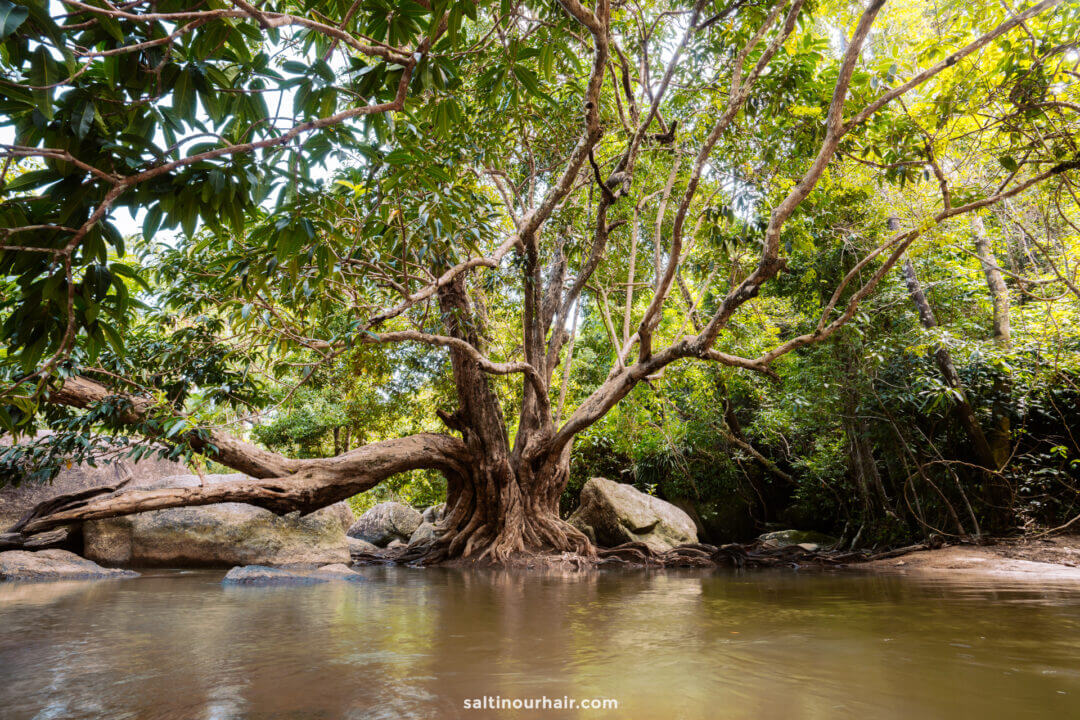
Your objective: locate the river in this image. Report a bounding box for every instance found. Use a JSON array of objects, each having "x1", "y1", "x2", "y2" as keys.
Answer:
[{"x1": 1, "y1": 567, "x2": 1078, "y2": 719}]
